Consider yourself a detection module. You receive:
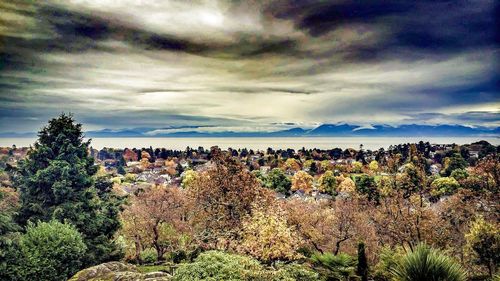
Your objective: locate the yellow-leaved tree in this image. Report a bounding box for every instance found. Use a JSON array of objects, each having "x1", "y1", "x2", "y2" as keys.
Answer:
[
  {"x1": 291, "y1": 171, "x2": 314, "y2": 194},
  {"x1": 239, "y1": 205, "x2": 302, "y2": 264}
]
